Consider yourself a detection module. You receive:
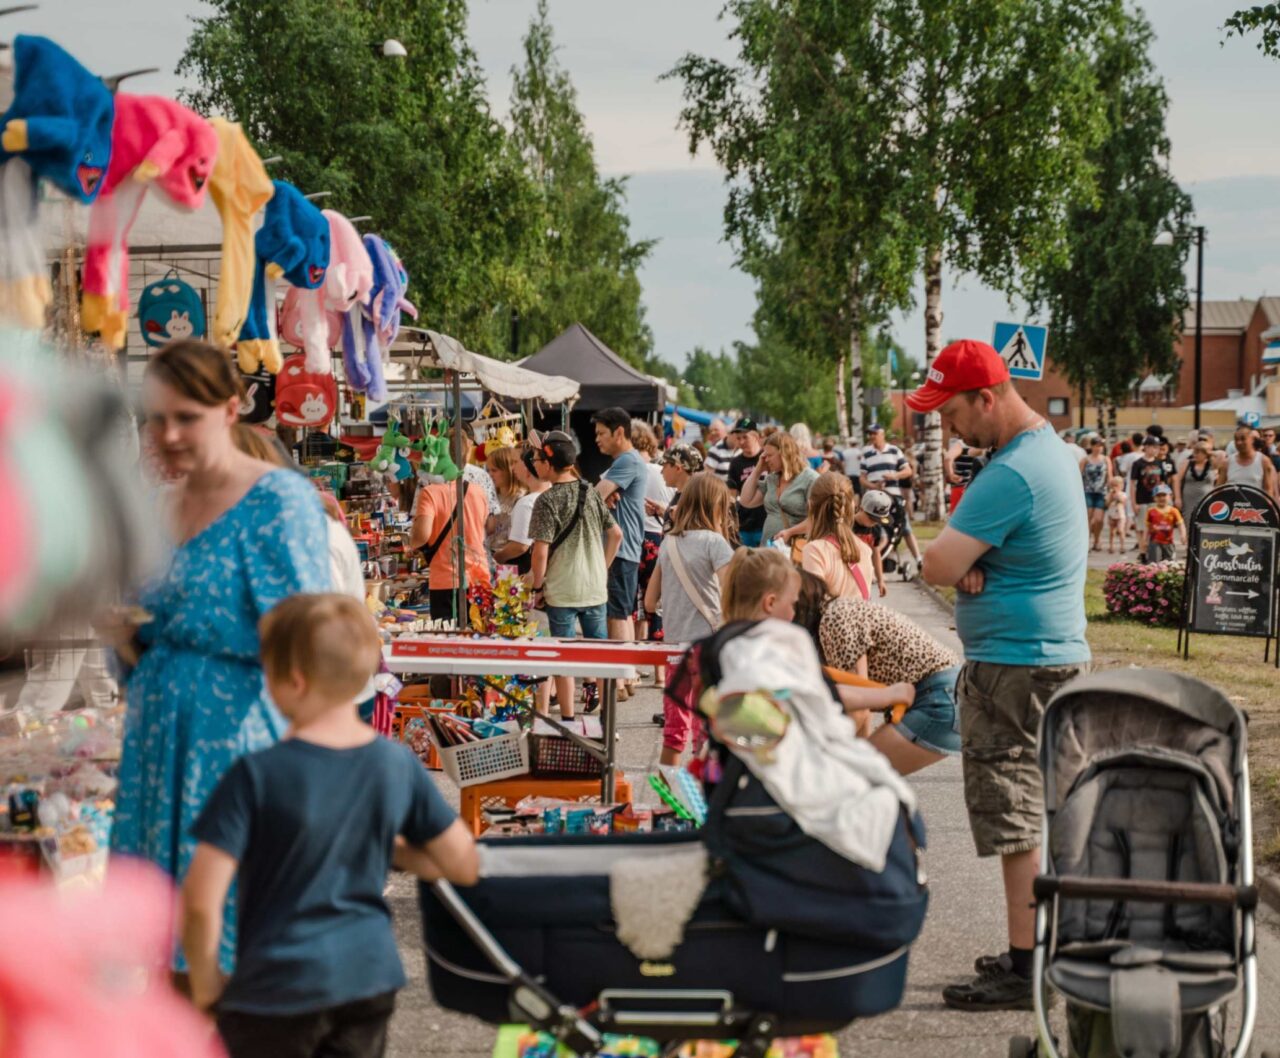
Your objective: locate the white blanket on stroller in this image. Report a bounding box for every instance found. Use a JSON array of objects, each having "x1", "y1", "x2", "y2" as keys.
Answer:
[{"x1": 714, "y1": 620, "x2": 918, "y2": 872}]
